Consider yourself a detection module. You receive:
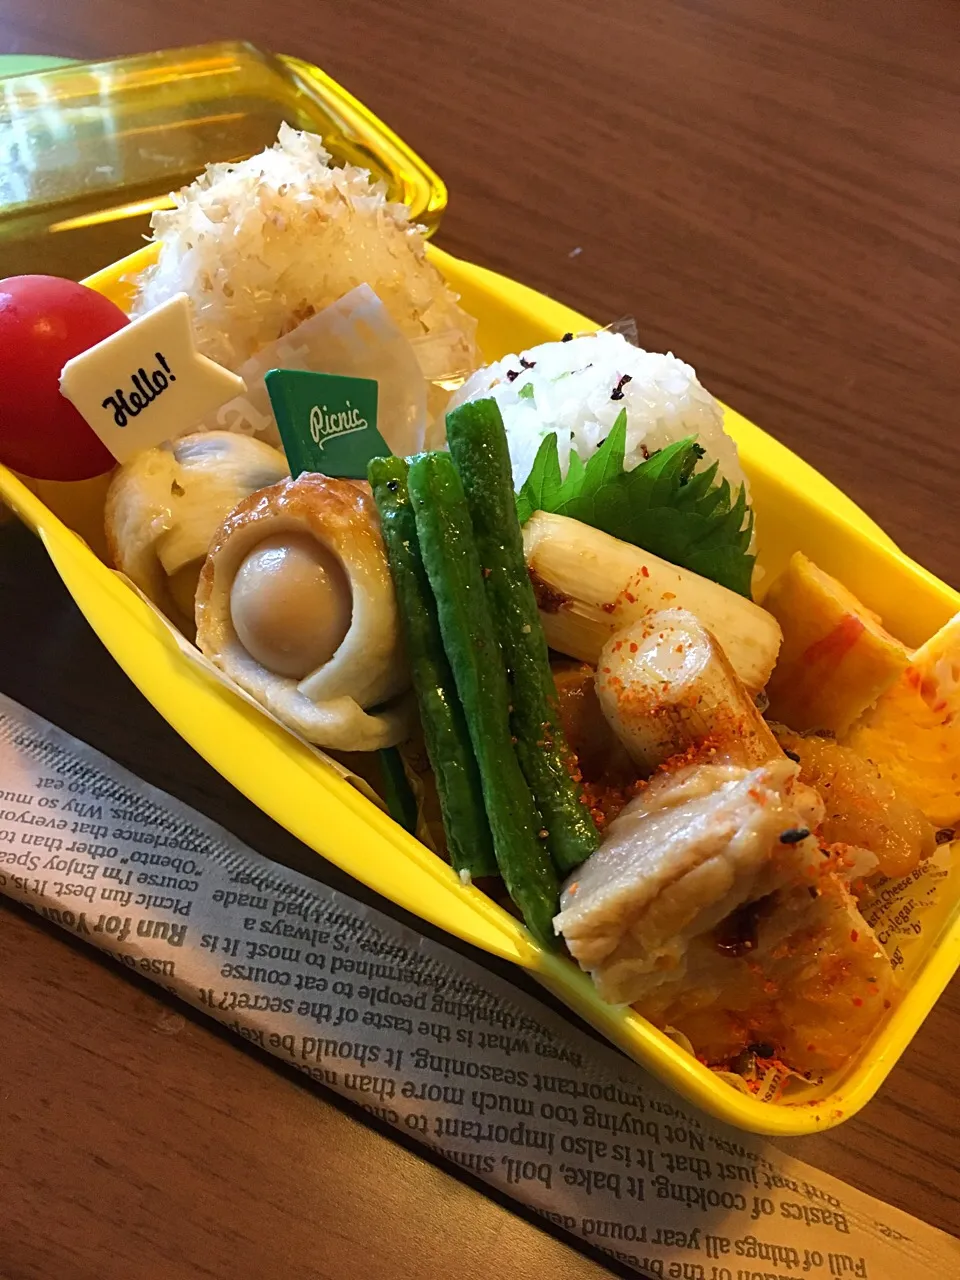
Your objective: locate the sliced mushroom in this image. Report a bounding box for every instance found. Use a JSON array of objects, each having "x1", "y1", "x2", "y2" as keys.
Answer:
[{"x1": 104, "y1": 431, "x2": 289, "y2": 635}]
